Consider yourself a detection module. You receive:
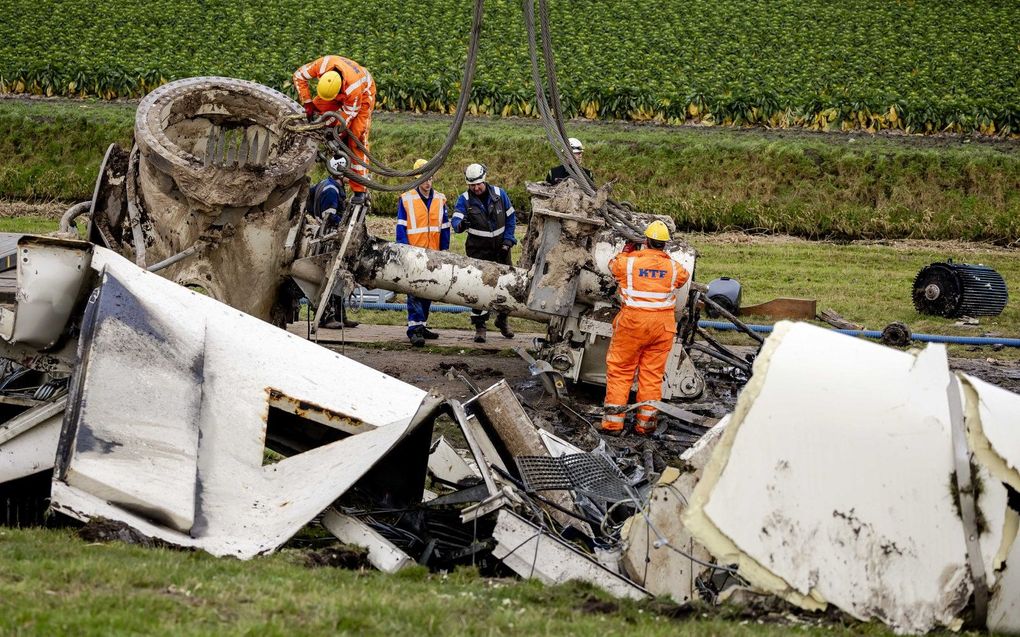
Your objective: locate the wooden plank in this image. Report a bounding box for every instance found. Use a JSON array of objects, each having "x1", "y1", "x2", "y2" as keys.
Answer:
[{"x1": 739, "y1": 298, "x2": 817, "y2": 320}]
